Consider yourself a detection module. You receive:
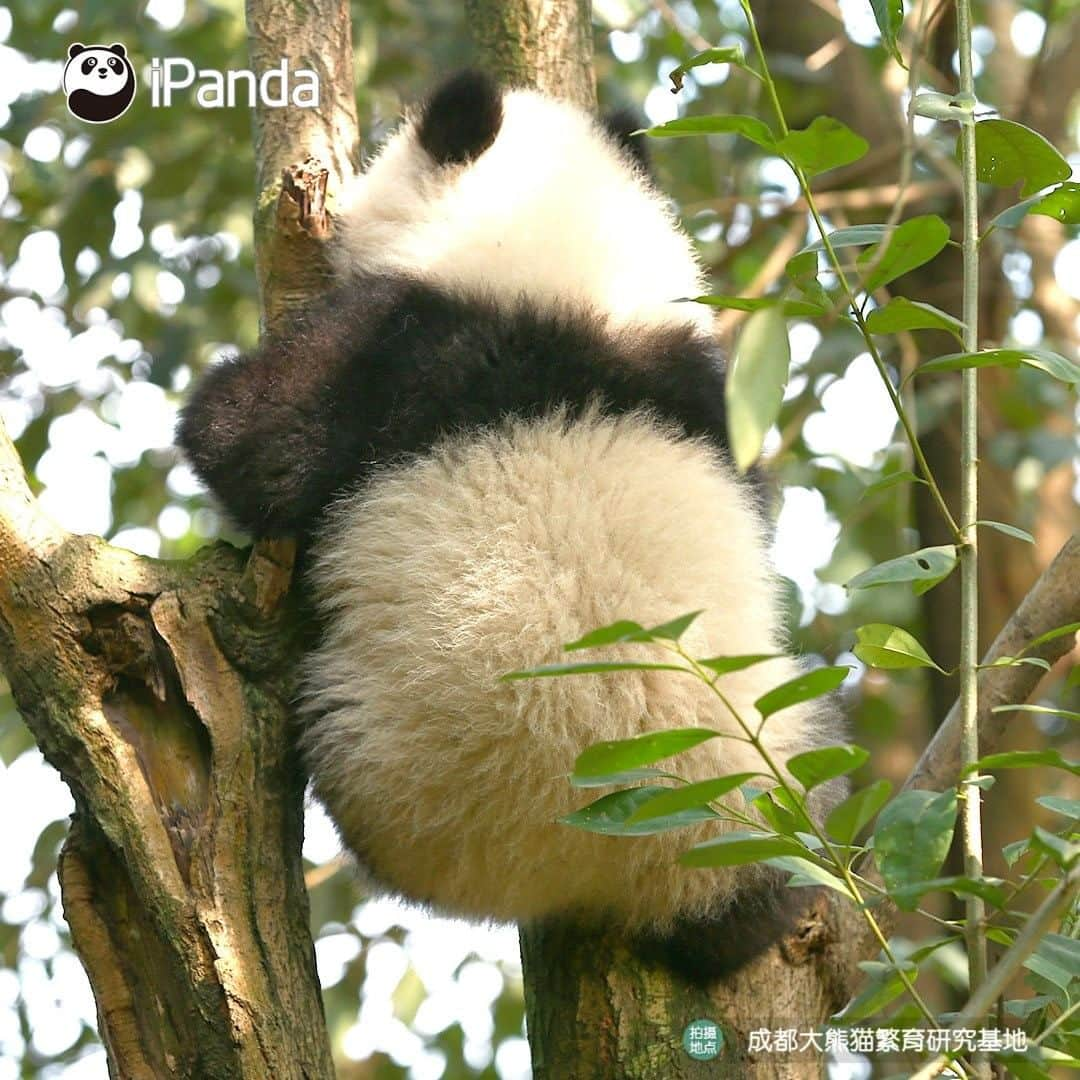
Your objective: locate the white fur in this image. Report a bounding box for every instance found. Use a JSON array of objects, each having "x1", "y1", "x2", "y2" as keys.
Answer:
[
  {"x1": 333, "y1": 90, "x2": 713, "y2": 333},
  {"x1": 302, "y1": 410, "x2": 823, "y2": 932}
]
